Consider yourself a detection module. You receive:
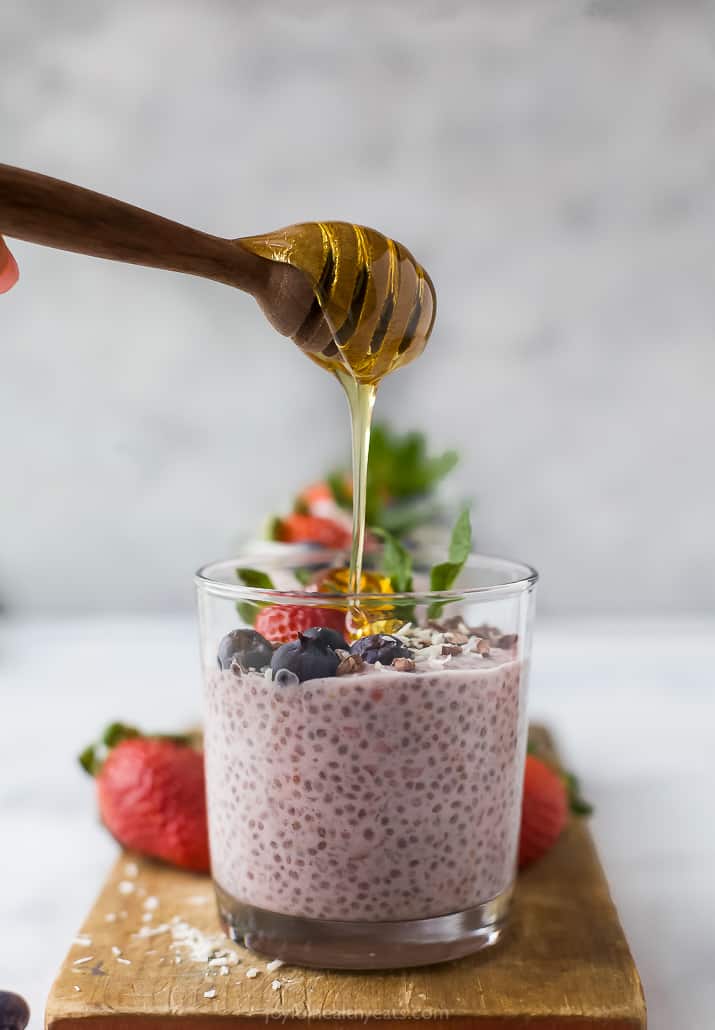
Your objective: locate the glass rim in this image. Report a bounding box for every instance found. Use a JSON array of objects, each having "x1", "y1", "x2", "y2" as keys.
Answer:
[{"x1": 195, "y1": 547, "x2": 538, "y2": 605}]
